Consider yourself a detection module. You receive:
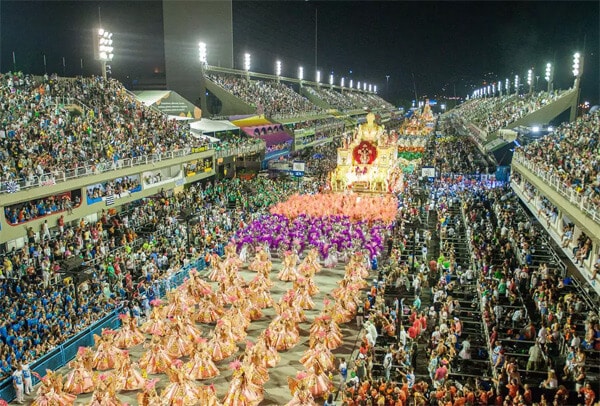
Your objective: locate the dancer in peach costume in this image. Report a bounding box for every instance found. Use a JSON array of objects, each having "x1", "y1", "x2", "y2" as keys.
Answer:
[
  {"x1": 278, "y1": 250, "x2": 300, "y2": 281},
  {"x1": 208, "y1": 318, "x2": 239, "y2": 362},
  {"x1": 222, "y1": 242, "x2": 244, "y2": 270},
  {"x1": 265, "y1": 309, "x2": 300, "y2": 351},
  {"x1": 243, "y1": 341, "x2": 270, "y2": 386},
  {"x1": 304, "y1": 358, "x2": 334, "y2": 400},
  {"x1": 301, "y1": 332, "x2": 335, "y2": 372},
  {"x1": 113, "y1": 351, "x2": 145, "y2": 392},
  {"x1": 183, "y1": 338, "x2": 220, "y2": 381},
  {"x1": 87, "y1": 373, "x2": 124, "y2": 406},
  {"x1": 185, "y1": 268, "x2": 214, "y2": 302},
  {"x1": 222, "y1": 360, "x2": 264, "y2": 406},
  {"x1": 92, "y1": 330, "x2": 122, "y2": 371},
  {"x1": 297, "y1": 263, "x2": 319, "y2": 296},
  {"x1": 302, "y1": 248, "x2": 322, "y2": 275},
  {"x1": 293, "y1": 277, "x2": 316, "y2": 310},
  {"x1": 312, "y1": 302, "x2": 343, "y2": 342},
  {"x1": 253, "y1": 330, "x2": 280, "y2": 368},
  {"x1": 207, "y1": 253, "x2": 225, "y2": 282},
  {"x1": 114, "y1": 313, "x2": 145, "y2": 349},
  {"x1": 248, "y1": 248, "x2": 272, "y2": 273},
  {"x1": 141, "y1": 300, "x2": 166, "y2": 336},
  {"x1": 31, "y1": 370, "x2": 77, "y2": 406},
  {"x1": 286, "y1": 371, "x2": 317, "y2": 406},
  {"x1": 164, "y1": 316, "x2": 195, "y2": 358},
  {"x1": 194, "y1": 289, "x2": 224, "y2": 324},
  {"x1": 161, "y1": 360, "x2": 204, "y2": 406},
  {"x1": 138, "y1": 335, "x2": 174, "y2": 375},
  {"x1": 63, "y1": 347, "x2": 95, "y2": 395},
  {"x1": 136, "y1": 379, "x2": 162, "y2": 406}
]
